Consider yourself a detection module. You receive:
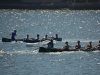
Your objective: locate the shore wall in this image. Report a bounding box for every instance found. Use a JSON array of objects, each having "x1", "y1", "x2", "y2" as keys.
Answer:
[
  {"x1": 0, "y1": 3, "x2": 100, "y2": 10},
  {"x1": 0, "y1": 3, "x2": 68, "y2": 9}
]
